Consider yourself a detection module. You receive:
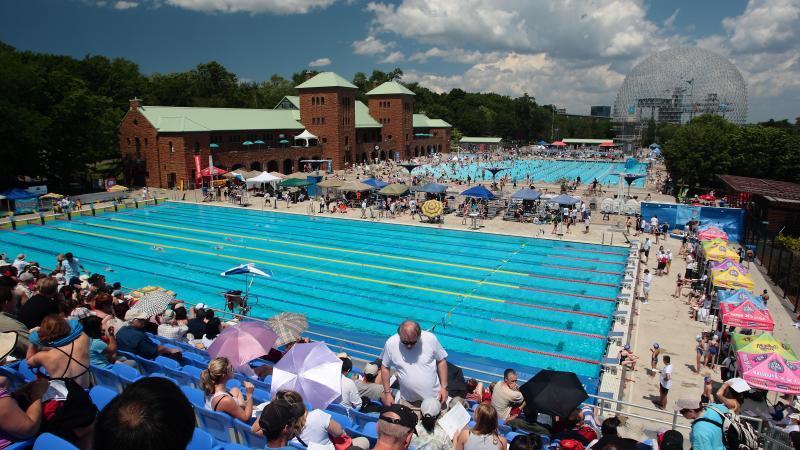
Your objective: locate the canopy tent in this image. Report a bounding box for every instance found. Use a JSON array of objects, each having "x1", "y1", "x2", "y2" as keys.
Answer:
[
  {"x1": 460, "y1": 185, "x2": 495, "y2": 199},
  {"x1": 710, "y1": 258, "x2": 748, "y2": 274},
  {"x1": 551, "y1": 141, "x2": 566, "y2": 147},
  {"x1": 199, "y1": 166, "x2": 228, "y2": 177},
  {"x1": 293, "y1": 129, "x2": 318, "y2": 147},
  {"x1": 316, "y1": 178, "x2": 344, "y2": 188},
  {"x1": 269, "y1": 171, "x2": 286, "y2": 179},
  {"x1": 245, "y1": 171, "x2": 282, "y2": 187},
  {"x1": 107, "y1": 185, "x2": 128, "y2": 192},
  {"x1": 711, "y1": 266, "x2": 754, "y2": 291},
  {"x1": 362, "y1": 178, "x2": 389, "y2": 189},
  {"x1": 417, "y1": 183, "x2": 448, "y2": 194},
  {"x1": 549, "y1": 194, "x2": 580, "y2": 205},
  {"x1": 720, "y1": 300, "x2": 774, "y2": 332},
  {"x1": 737, "y1": 352, "x2": 800, "y2": 395},
  {"x1": 0, "y1": 188, "x2": 39, "y2": 200},
  {"x1": 699, "y1": 226, "x2": 729, "y2": 241},
  {"x1": 285, "y1": 171, "x2": 311, "y2": 180},
  {"x1": 598, "y1": 141, "x2": 615, "y2": 147},
  {"x1": 379, "y1": 183, "x2": 410, "y2": 196},
  {"x1": 702, "y1": 240, "x2": 739, "y2": 262},
  {"x1": 279, "y1": 178, "x2": 311, "y2": 188},
  {"x1": 649, "y1": 143, "x2": 661, "y2": 149},
  {"x1": 537, "y1": 140, "x2": 549, "y2": 145},
  {"x1": 511, "y1": 188, "x2": 542, "y2": 201},
  {"x1": 337, "y1": 181, "x2": 372, "y2": 192},
  {"x1": 718, "y1": 289, "x2": 766, "y2": 309},
  {"x1": 733, "y1": 332, "x2": 798, "y2": 360}
]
